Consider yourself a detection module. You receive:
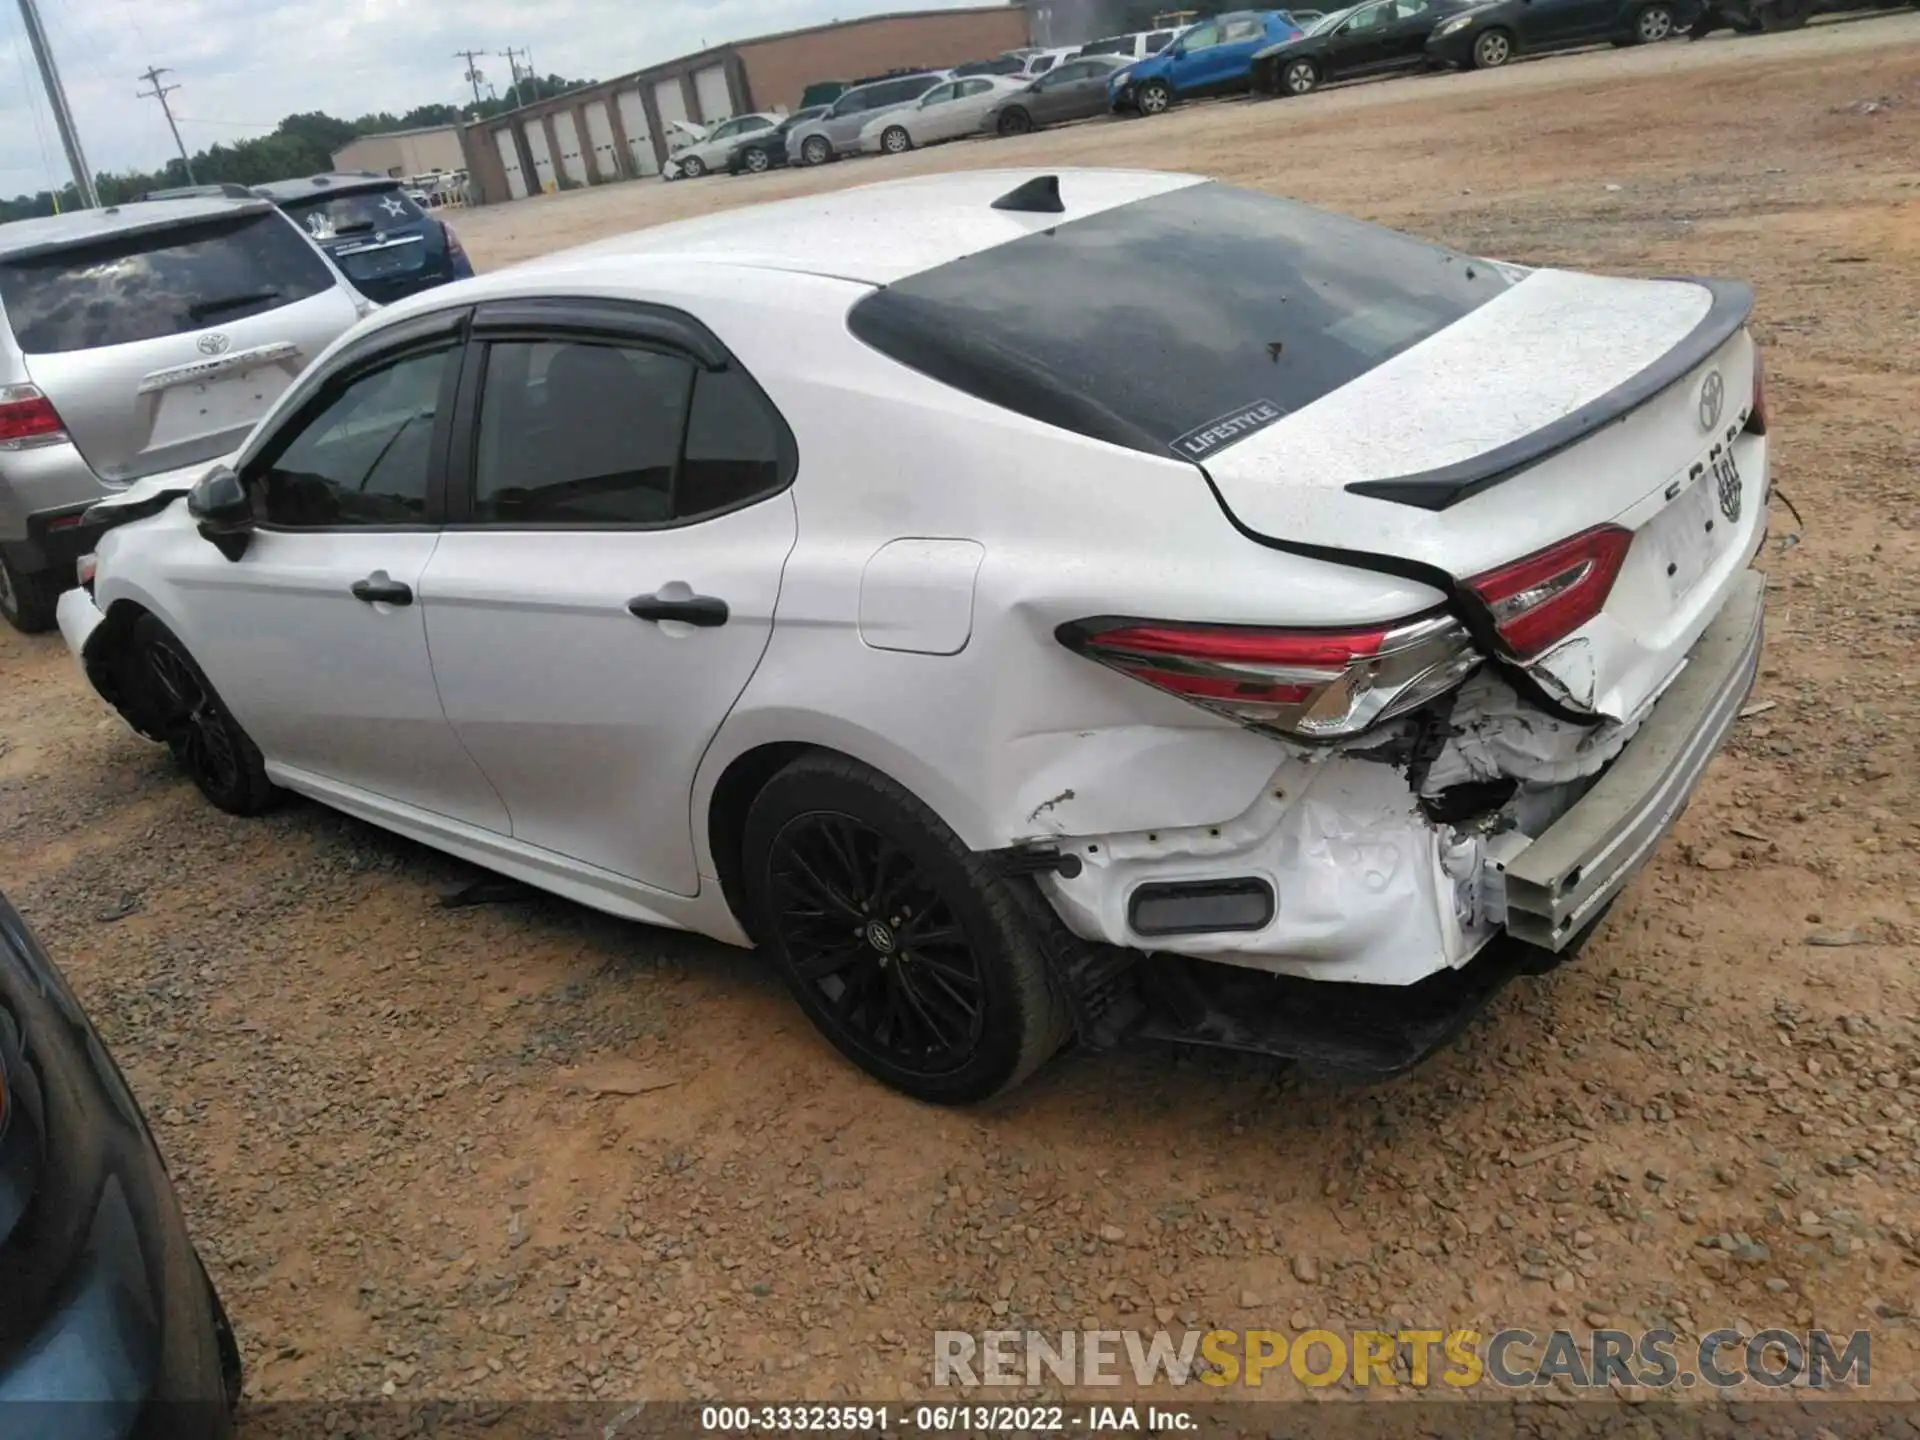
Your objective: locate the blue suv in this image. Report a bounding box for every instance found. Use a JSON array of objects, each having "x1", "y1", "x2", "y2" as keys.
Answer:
[
  {"x1": 254, "y1": 173, "x2": 474, "y2": 304},
  {"x1": 1110, "y1": 10, "x2": 1305, "y2": 114}
]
